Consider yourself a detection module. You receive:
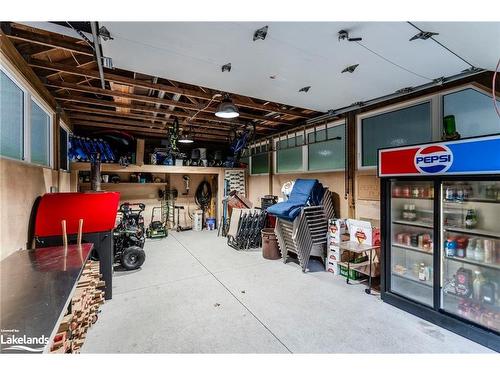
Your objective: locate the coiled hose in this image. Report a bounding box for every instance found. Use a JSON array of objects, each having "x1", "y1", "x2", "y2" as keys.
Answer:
[{"x1": 195, "y1": 180, "x2": 212, "y2": 212}]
